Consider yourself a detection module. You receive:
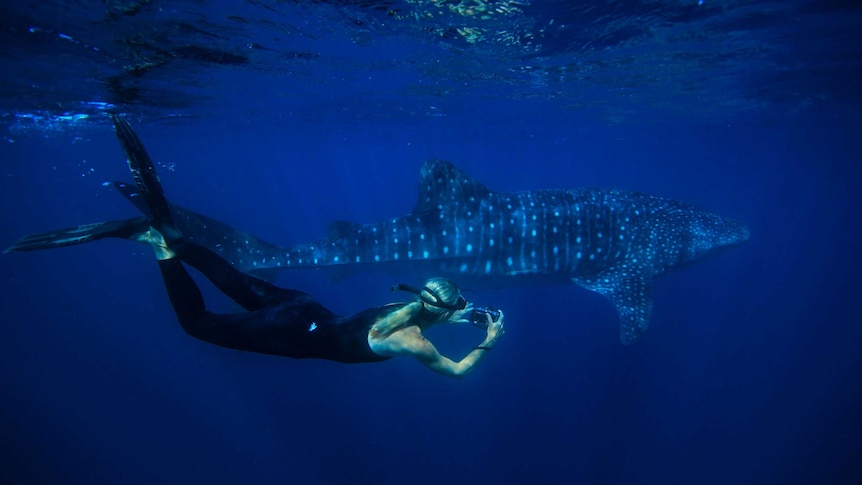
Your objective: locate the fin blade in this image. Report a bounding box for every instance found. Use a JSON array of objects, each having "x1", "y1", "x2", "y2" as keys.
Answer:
[
  {"x1": 113, "y1": 181, "x2": 151, "y2": 216},
  {"x1": 5, "y1": 217, "x2": 150, "y2": 253},
  {"x1": 111, "y1": 115, "x2": 173, "y2": 228}
]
